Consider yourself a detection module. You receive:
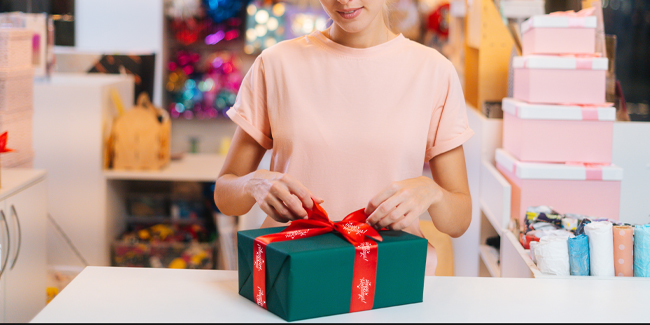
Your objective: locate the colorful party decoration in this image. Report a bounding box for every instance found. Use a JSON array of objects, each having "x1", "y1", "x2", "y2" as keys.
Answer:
[
  {"x1": 166, "y1": 49, "x2": 243, "y2": 120},
  {"x1": 202, "y1": 0, "x2": 246, "y2": 24}
]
